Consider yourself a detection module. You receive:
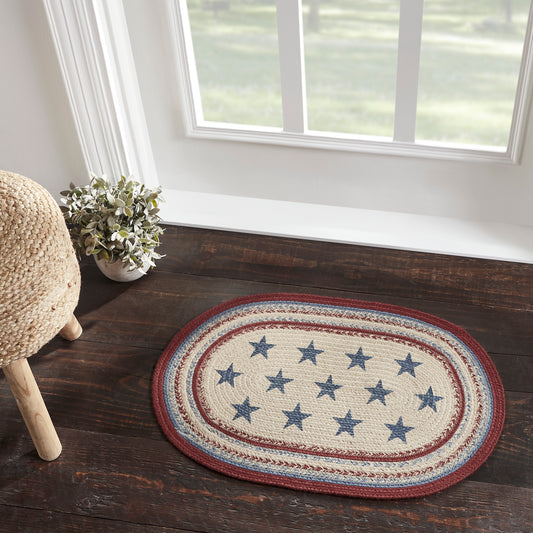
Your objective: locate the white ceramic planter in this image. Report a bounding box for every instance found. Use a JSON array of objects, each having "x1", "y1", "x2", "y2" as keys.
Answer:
[{"x1": 94, "y1": 256, "x2": 149, "y2": 282}]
